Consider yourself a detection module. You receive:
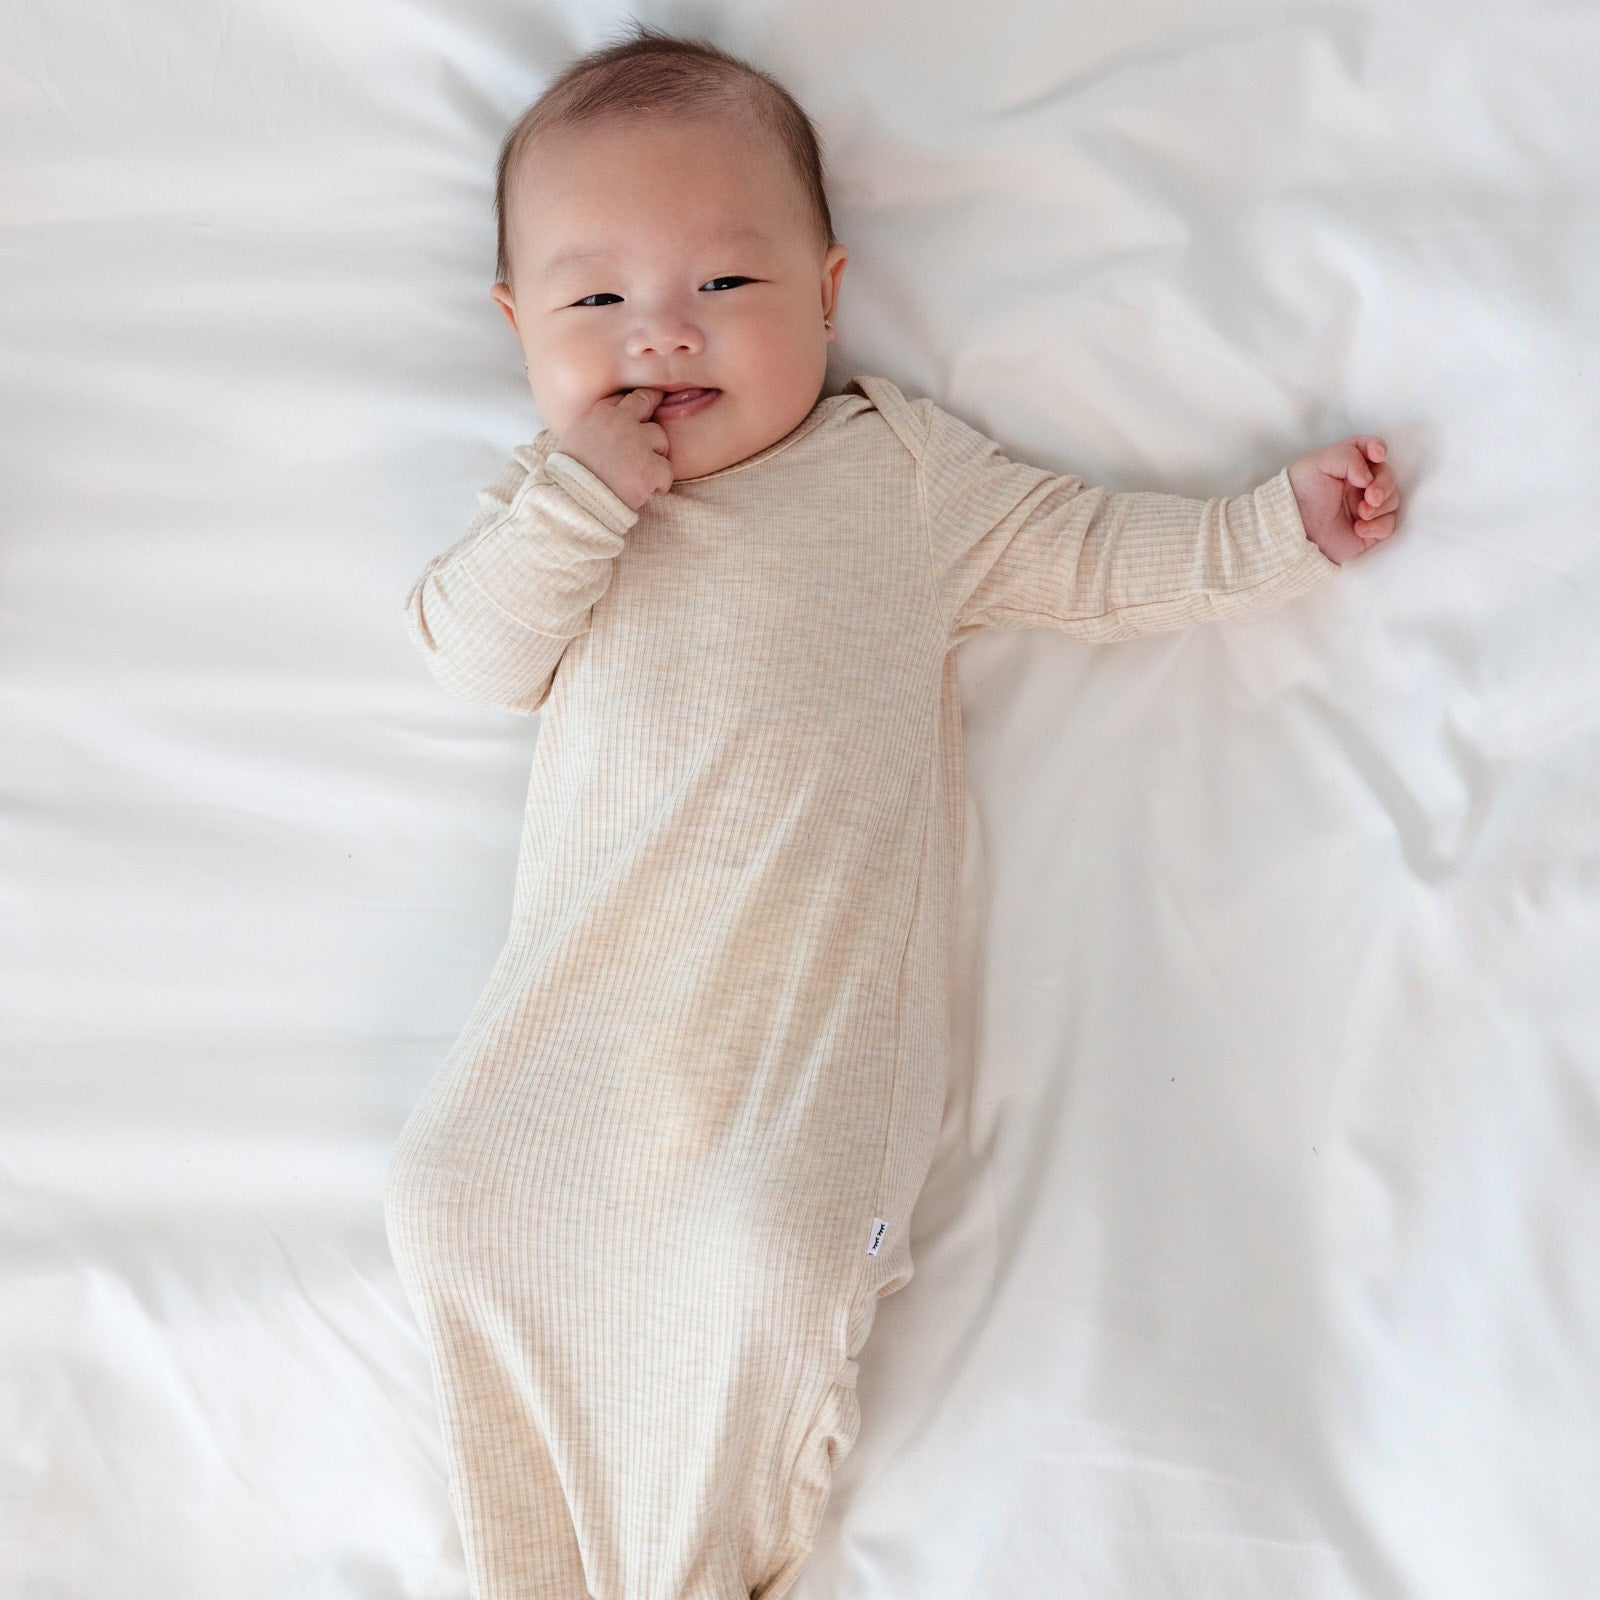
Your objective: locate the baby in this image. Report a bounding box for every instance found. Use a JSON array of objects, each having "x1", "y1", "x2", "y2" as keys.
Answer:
[{"x1": 384, "y1": 21, "x2": 1401, "y2": 1600}]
